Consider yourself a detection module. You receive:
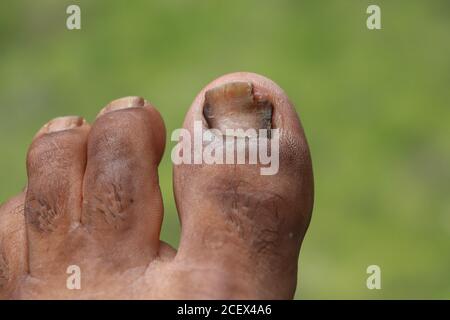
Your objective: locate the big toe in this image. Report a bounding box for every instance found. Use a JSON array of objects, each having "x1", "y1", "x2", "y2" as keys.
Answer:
[{"x1": 173, "y1": 72, "x2": 314, "y2": 299}]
